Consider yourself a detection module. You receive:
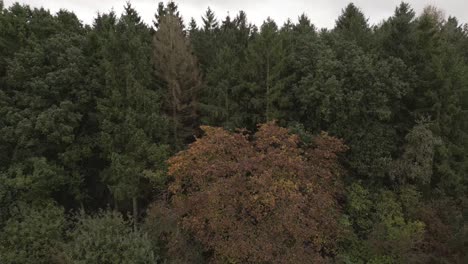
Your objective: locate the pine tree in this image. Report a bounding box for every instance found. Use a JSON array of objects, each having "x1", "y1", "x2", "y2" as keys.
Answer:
[
  {"x1": 96, "y1": 3, "x2": 169, "y2": 224},
  {"x1": 379, "y1": 2, "x2": 417, "y2": 61},
  {"x1": 153, "y1": 6, "x2": 202, "y2": 147},
  {"x1": 198, "y1": 12, "x2": 252, "y2": 129},
  {"x1": 291, "y1": 20, "x2": 337, "y2": 132},
  {"x1": 202, "y1": 7, "x2": 218, "y2": 32},
  {"x1": 334, "y1": 3, "x2": 371, "y2": 48},
  {"x1": 376, "y1": 2, "x2": 418, "y2": 147},
  {"x1": 241, "y1": 17, "x2": 293, "y2": 127},
  {"x1": 154, "y1": 1, "x2": 183, "y2": 30},
  {"x1": 191, "y1": 7, "x2": 219, "y2": 72},
  {"x1": 393, "y1": 7, "x2": 468, "y2": 196}
]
